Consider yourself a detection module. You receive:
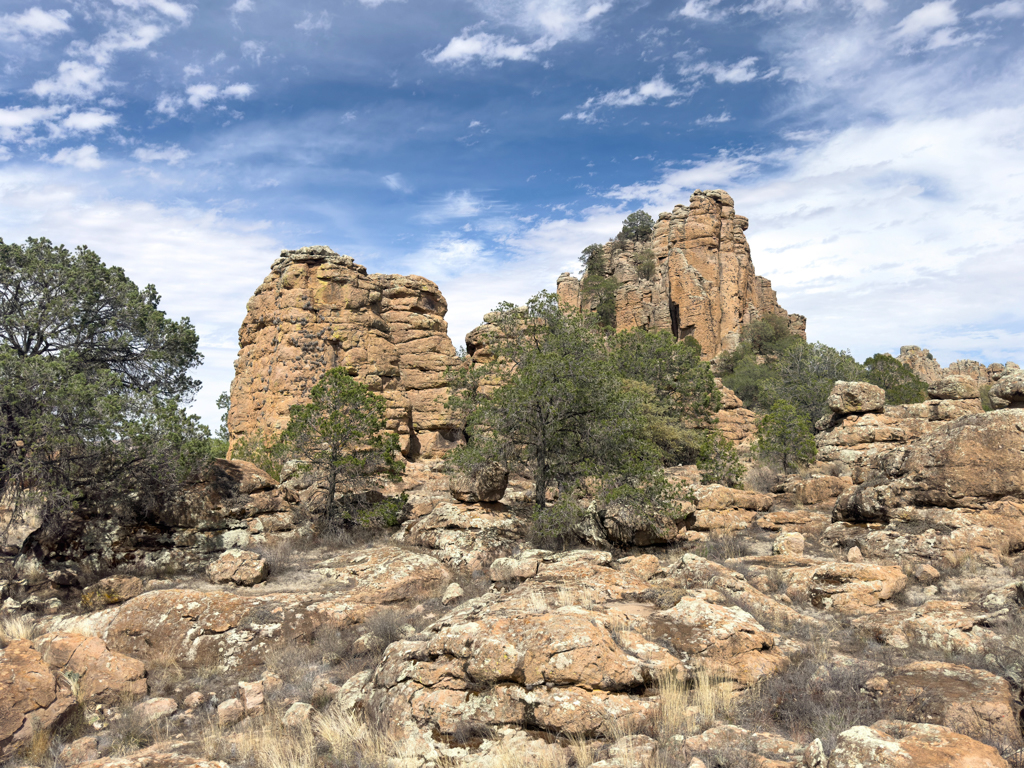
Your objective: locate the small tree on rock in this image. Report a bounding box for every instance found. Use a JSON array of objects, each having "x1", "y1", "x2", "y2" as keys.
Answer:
[
  {"x1": 754, "y1": 401, "x2": 817, "y2": 475},
  {"x1": 619, "y1": 210, "x2": 655, "y2": 243},
  {"x1": 863, "y1": 353, "x2": 928, "y2": 405},
  {"x1": 281, "y1": 367, "x2": 404, "y2": 527}
]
